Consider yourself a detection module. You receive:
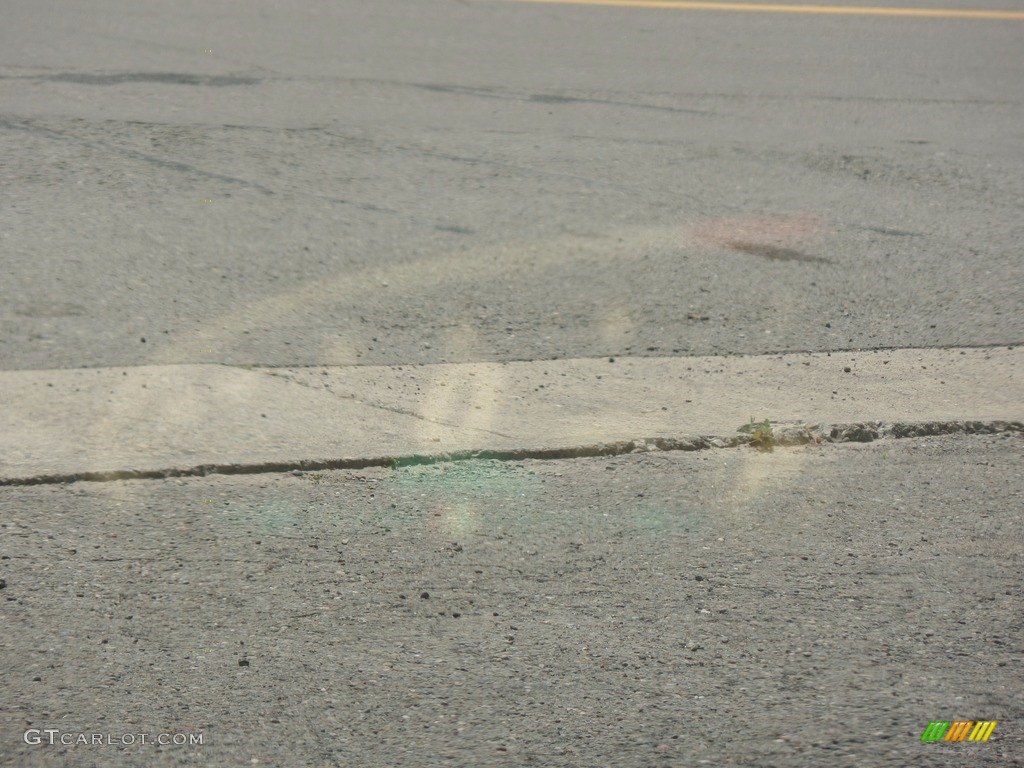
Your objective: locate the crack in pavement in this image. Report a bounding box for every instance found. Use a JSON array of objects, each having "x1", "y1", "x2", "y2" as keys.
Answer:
[
  {"x1": 3, "y1": 347, "x2": 1018, "y2": 485},
  {"x1": 255, "y1": 368, "x2": 515, "y2": 440},
  {"x1": 1, "y1": 420, "x2": 1018, "y2": 487}
]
